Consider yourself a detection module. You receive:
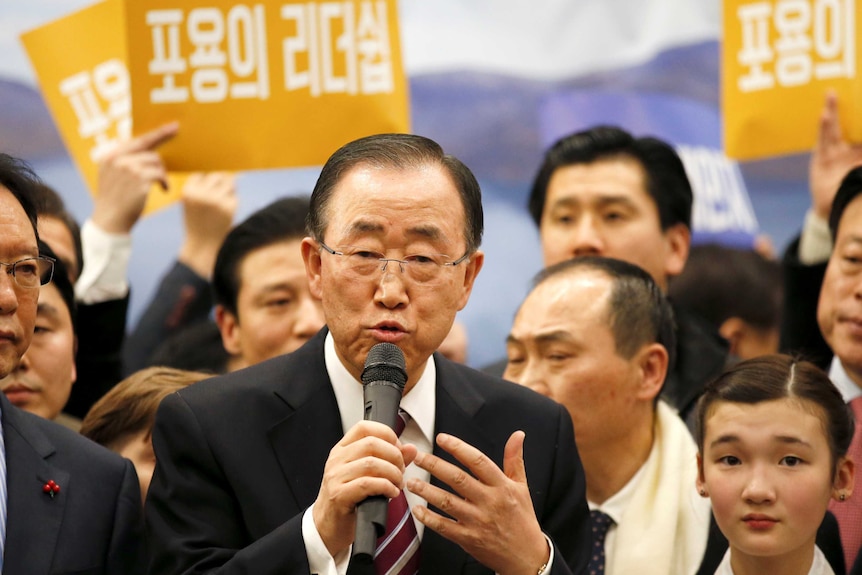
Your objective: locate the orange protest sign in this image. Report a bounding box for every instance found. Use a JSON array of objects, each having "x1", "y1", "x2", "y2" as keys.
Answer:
[
  {"x1": 124, "y1": 0, "x2": 410, "y2": 171},
  {"x1": 722, "y1": 0, "x2": 862, "y2": 160},
  {"x1": 20, "y1": 0, "x2": 187, "y2": 215}
]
